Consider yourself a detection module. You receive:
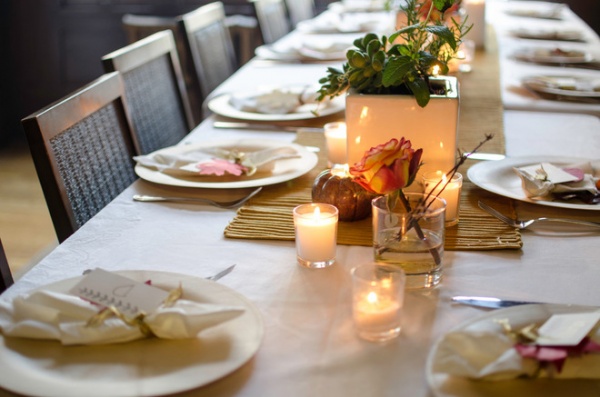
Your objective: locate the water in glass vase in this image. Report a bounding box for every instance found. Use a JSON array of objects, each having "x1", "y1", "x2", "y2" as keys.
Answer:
[
  {"x1": 374, "y1": 227, "x2": 444, "y2": 289},
  {"x1": 372, "y1": 194, "x2": 446, "y2": 288}
]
